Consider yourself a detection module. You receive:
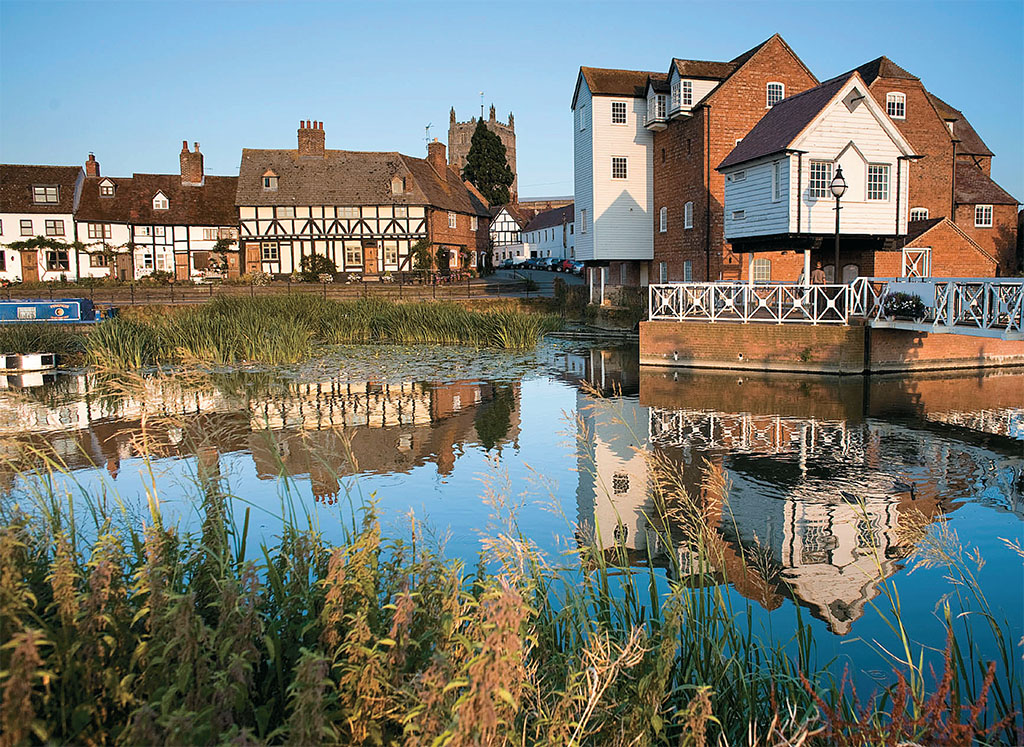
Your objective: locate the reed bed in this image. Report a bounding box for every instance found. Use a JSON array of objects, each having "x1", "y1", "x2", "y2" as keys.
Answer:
[
  {"x1": 0, "y1": 382, "x2": 1019, "y2": 746},
  {"x1": 0, "y1": 323, "x2": 84, "y2": 356},
  {"x1": 82, "y1": 297, "x2": 561, "y2": 368}
]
